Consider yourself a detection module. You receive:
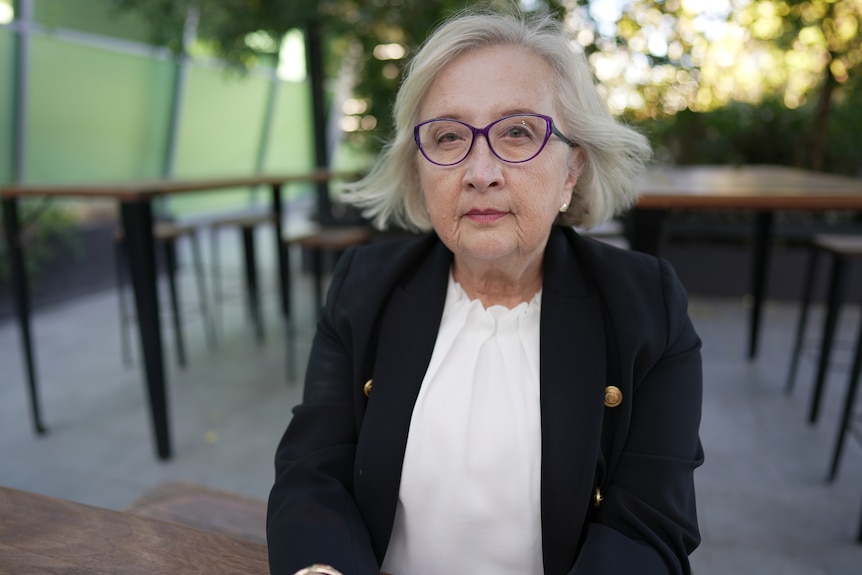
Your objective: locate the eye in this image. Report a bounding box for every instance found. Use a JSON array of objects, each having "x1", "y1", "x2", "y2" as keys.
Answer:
[
  {"x1": 496, "y1": 118, "x2": 540, "y2": 142},
  {"x1": 504, "y1": 124, "x2": 532, "y2": 139},
  {"x1": 437, "y1": 131, "x2": 464, "y2": 144},
  {"x1": 427, "y1": 122, "x2": 470, "y2": 148}
]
